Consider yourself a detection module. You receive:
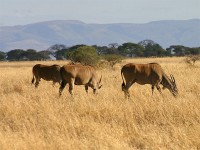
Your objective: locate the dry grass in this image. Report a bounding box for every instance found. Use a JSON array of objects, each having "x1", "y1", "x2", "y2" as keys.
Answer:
[{"x1": 0, "y1": 57, "x2": 200, "y2": 150}]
